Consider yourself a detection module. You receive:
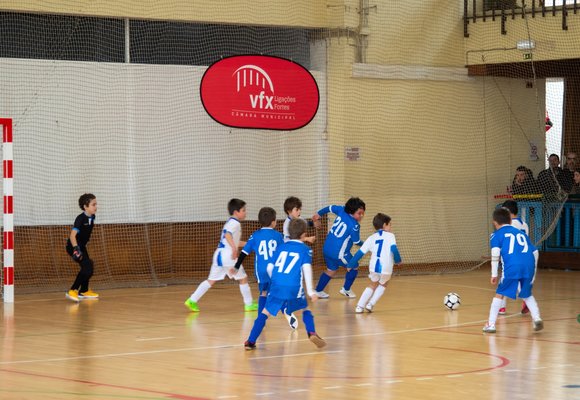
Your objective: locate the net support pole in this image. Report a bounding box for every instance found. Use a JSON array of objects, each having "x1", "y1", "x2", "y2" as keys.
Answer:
[{"x1": 1, "y1": 118, "x2": 14, "y2": 303}]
